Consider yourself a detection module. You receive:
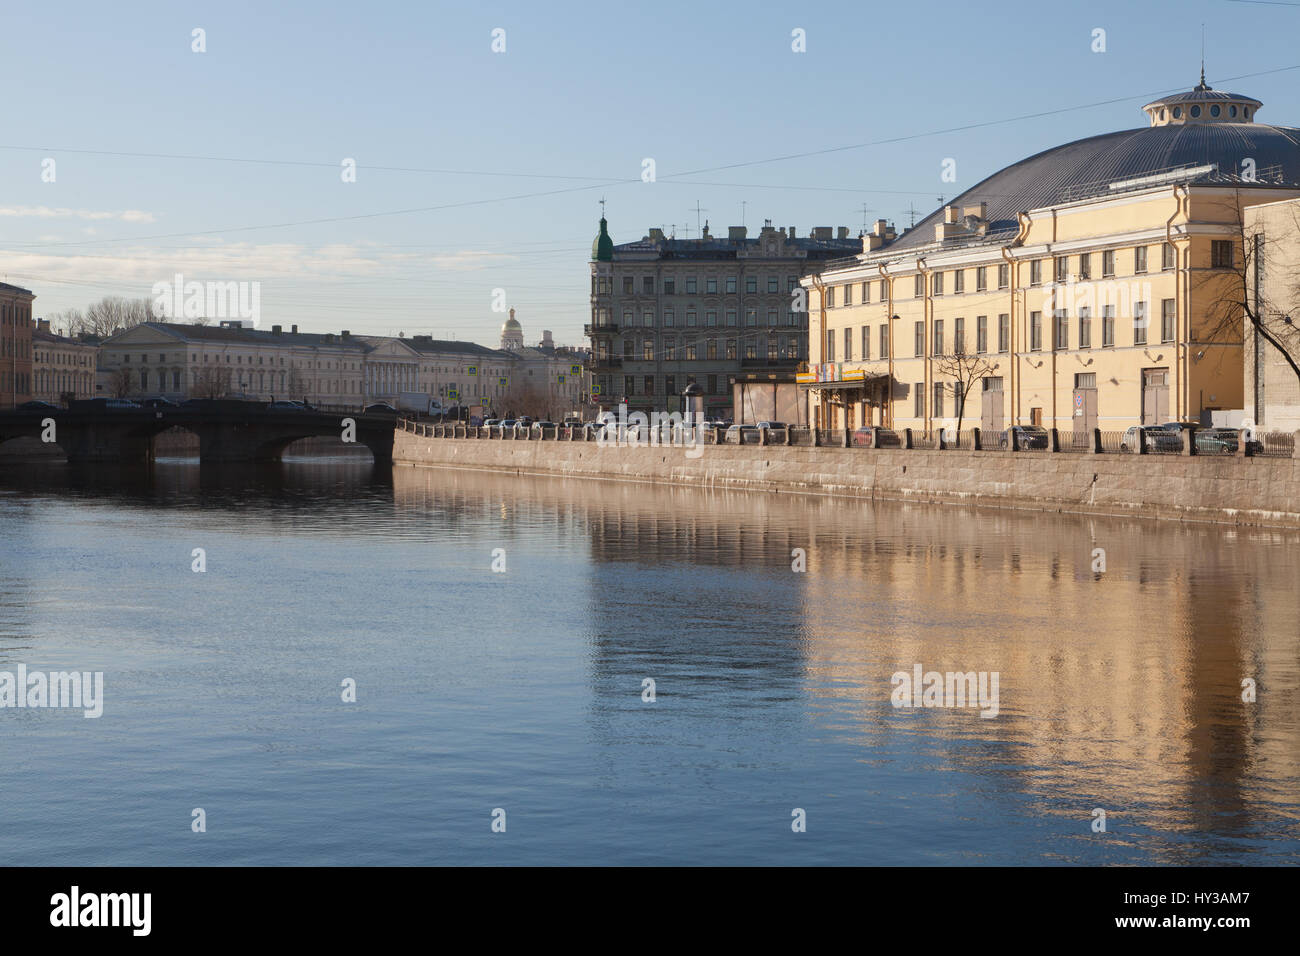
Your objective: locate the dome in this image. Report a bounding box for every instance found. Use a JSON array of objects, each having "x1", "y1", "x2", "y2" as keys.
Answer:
[
  {"x1": 883, "y1": 85, "x2": 1300, "y2": 255},
  {"x1": 502, "y1": 316, "x2": 521, "y2": 331},
  {"x1": 1143, "y1": 78, "x2": 1263, "y2": 127},
  {"x1": 591, "y1": 217, "x2": 614, "y2": 262}
]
